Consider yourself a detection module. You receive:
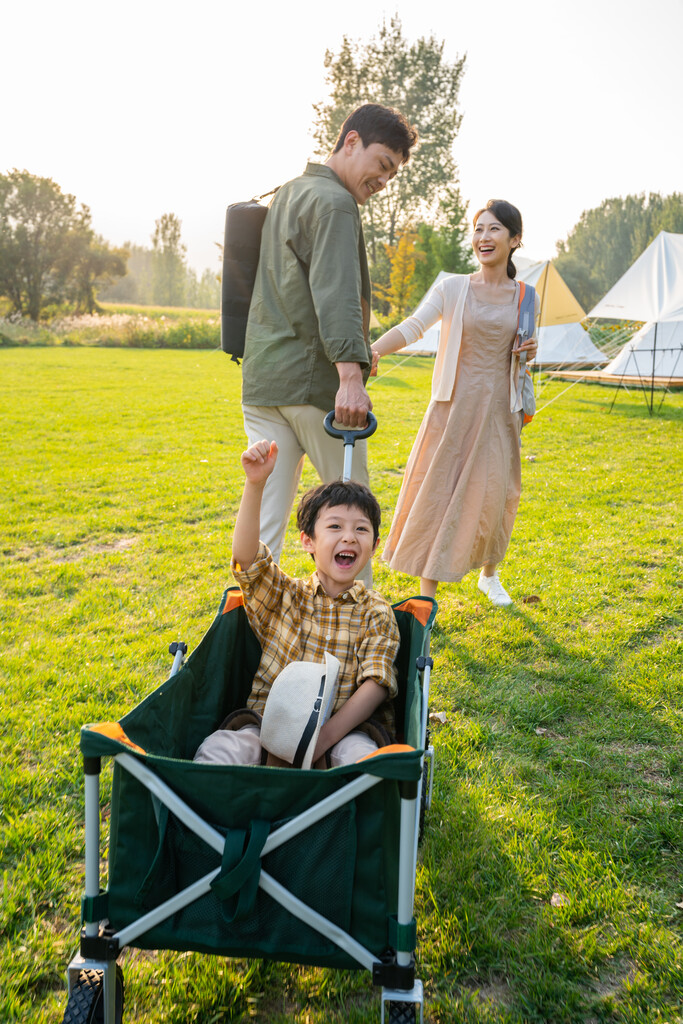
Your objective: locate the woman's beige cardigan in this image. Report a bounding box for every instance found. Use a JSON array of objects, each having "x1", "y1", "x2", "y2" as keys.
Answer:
[{"x1": 395, "y1": 274, "x2": 524, "y2": 412}]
